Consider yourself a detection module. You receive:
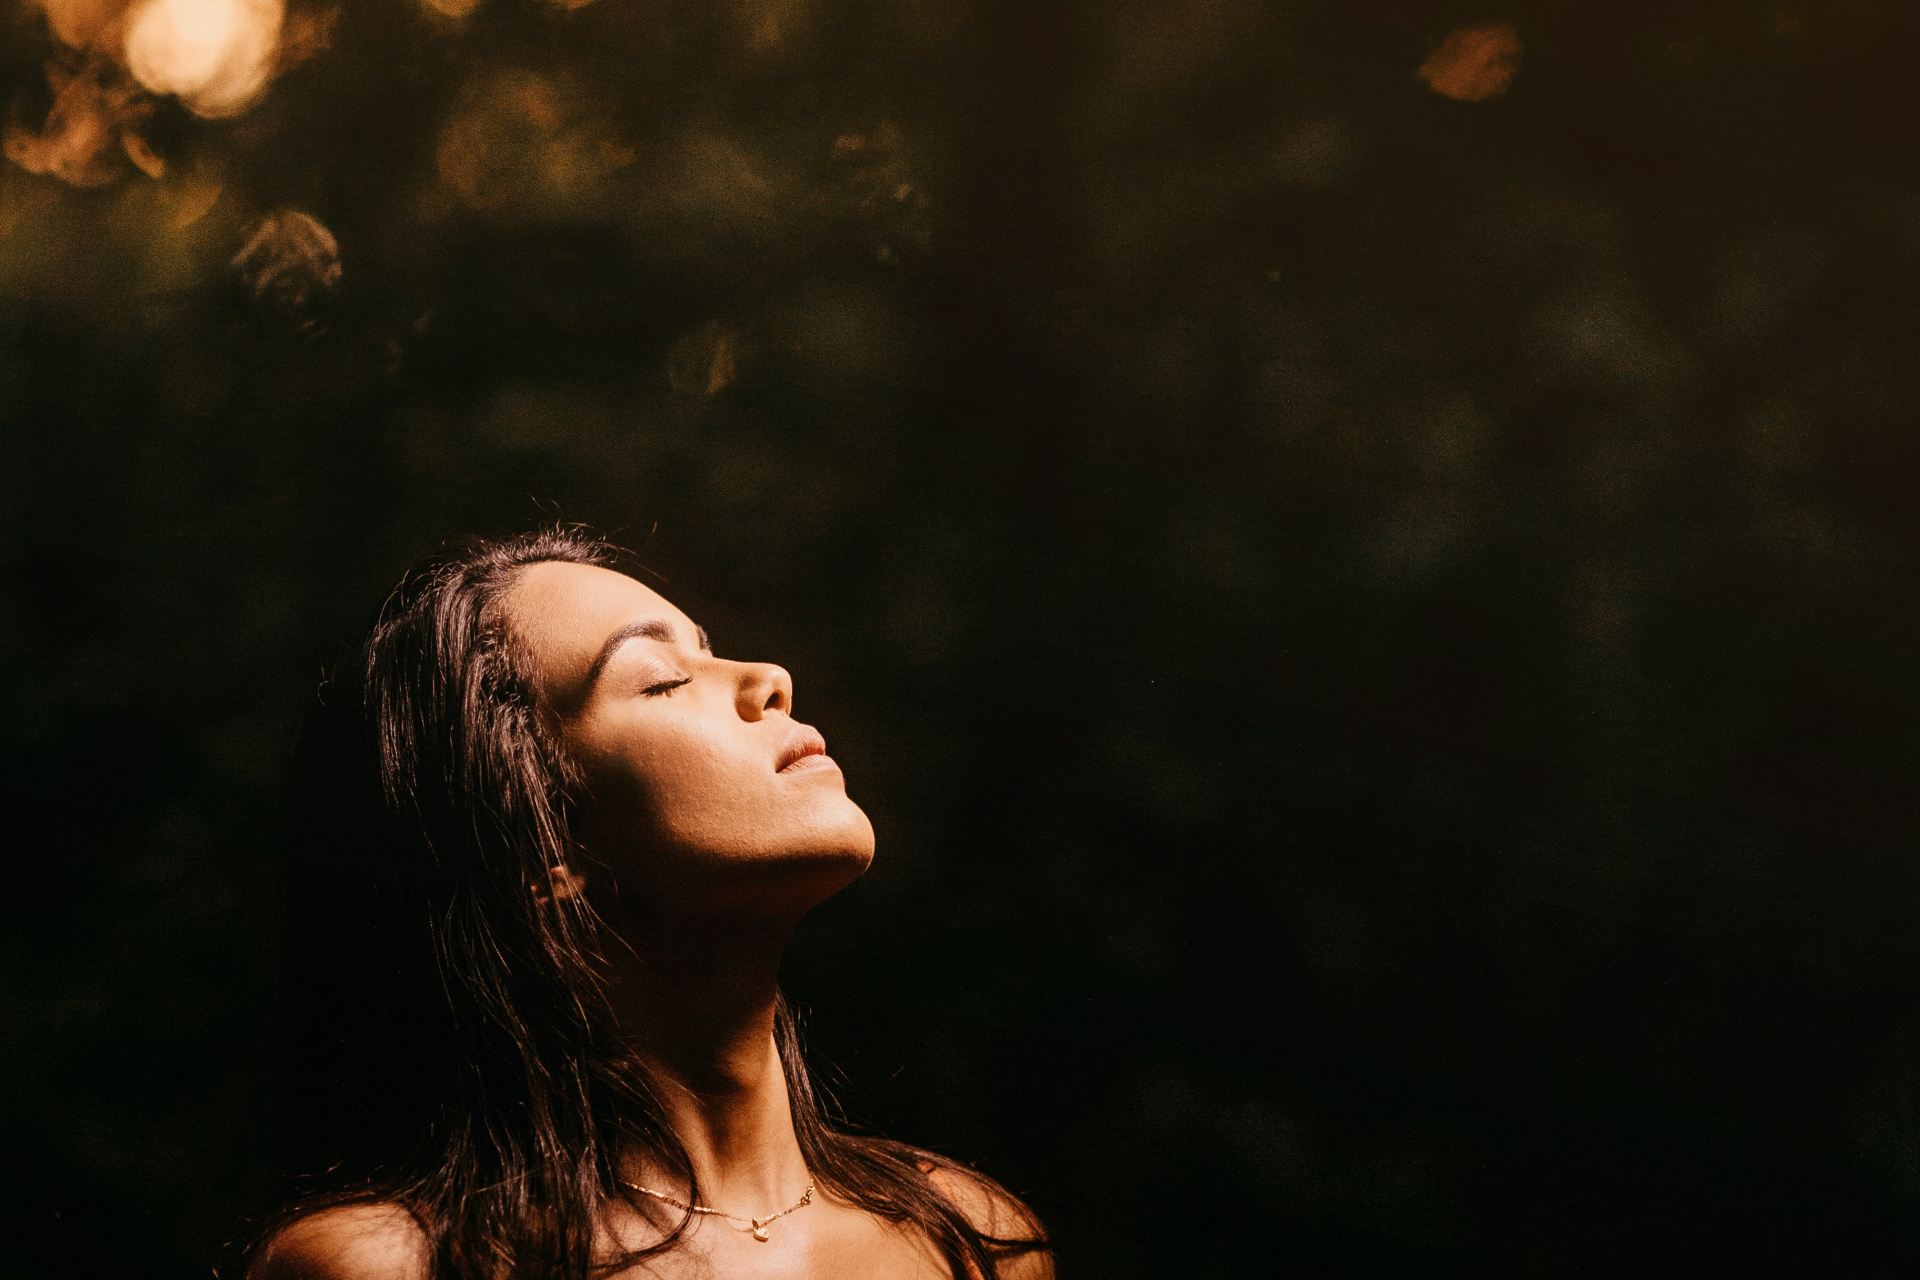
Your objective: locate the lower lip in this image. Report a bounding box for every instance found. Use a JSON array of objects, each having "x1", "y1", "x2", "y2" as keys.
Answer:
[{"x1": 779, "y1": 753, "x2": 840, "y2": 775}]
